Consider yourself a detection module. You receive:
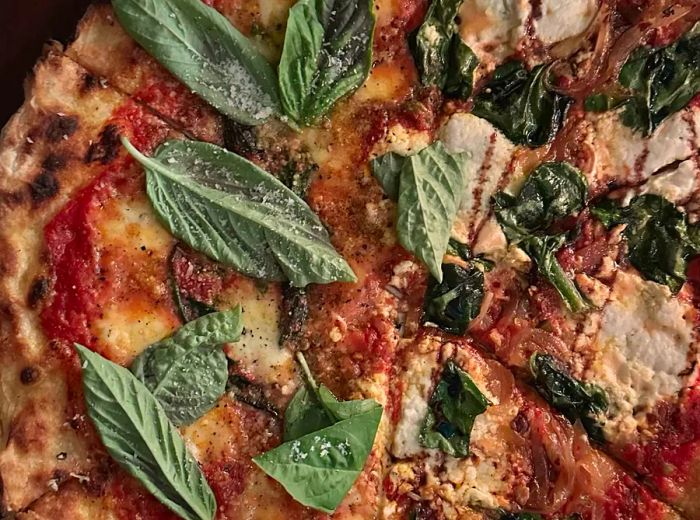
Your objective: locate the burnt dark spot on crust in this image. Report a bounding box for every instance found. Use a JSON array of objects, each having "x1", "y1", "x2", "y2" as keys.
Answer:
[
  {"x1": 42, "y1": 153, "x2": 66, "y2": 172},
  {"x1": 19, "y1": 366, "x2": 40, "y2": 385},
  {"x1": 81, "y1": 72, "x2": 99, "y2": 93},
  {"x1": 44, "y1": 114, "x2": 78, "y2": 143},
  {"x1": 28, "y1": 277, "x2": 50, "y2": 308},
  {"x1": 85, "y1": 124, "x2": 120, "y2": 165},
  {"x1": 30, "y1": 170, "x2": 59, "y2": 203}
]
